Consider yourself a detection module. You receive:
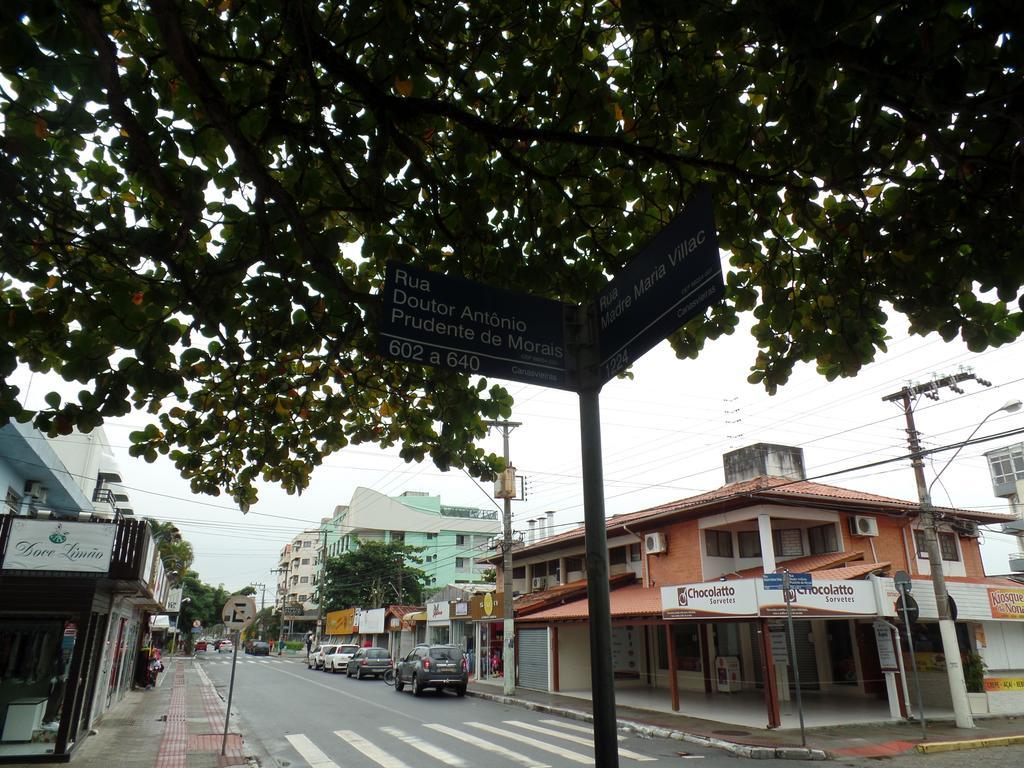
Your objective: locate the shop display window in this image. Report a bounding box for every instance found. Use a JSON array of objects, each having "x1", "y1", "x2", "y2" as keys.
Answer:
[{"x1": 0, "y1": 619, "x2": 76, "y2": 757}]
